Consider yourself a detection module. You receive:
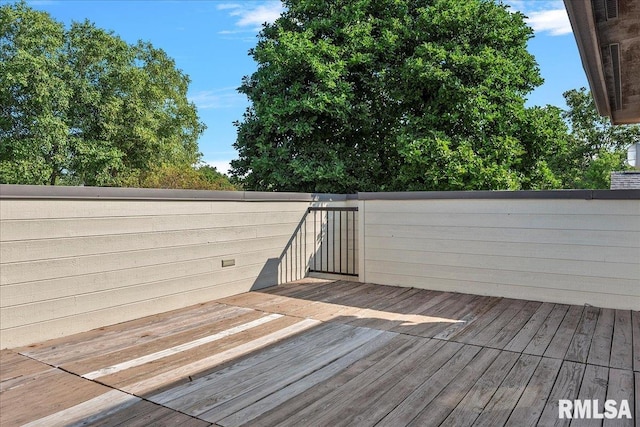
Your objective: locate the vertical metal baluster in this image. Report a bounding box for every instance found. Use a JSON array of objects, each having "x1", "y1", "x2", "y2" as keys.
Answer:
[
  {"x1": 323, "y1": 210, "x2": 327, "y2": 272},
  {"x1": 339, "y1": 210, "x2": 342, "y2": 274},
  {"x1": 332, "y1": 210, "x2": 335, "y2": 273},
  {"x1": 346, "y1": 210, "x2": 349, "y2": 275},
  {"x1": 320, "y1": 210, "x2": 323, "y2": 272},
  {"x1": 327, "y1": 210, "x2": 330, "y2": 272},
  {"x1": 299, "y1": 219, "x2": 302, "y2": 278},
  {"x1": 353, "y1": 210, "x2": 356, "y2": 275}
]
